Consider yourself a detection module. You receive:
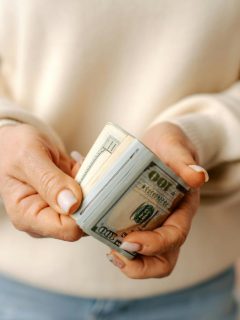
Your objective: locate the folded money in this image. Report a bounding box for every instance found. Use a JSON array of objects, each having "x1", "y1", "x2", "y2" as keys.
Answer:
[{"x1": 73, "y1": 123, "x2": 190, "y2": 259}]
